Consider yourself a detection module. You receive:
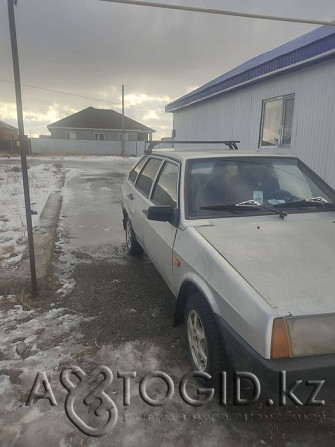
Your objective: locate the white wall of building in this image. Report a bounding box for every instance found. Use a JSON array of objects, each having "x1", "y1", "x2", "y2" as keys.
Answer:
[{"x1": 172, "y1": 59, "x2": 335, "y2": 187}]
